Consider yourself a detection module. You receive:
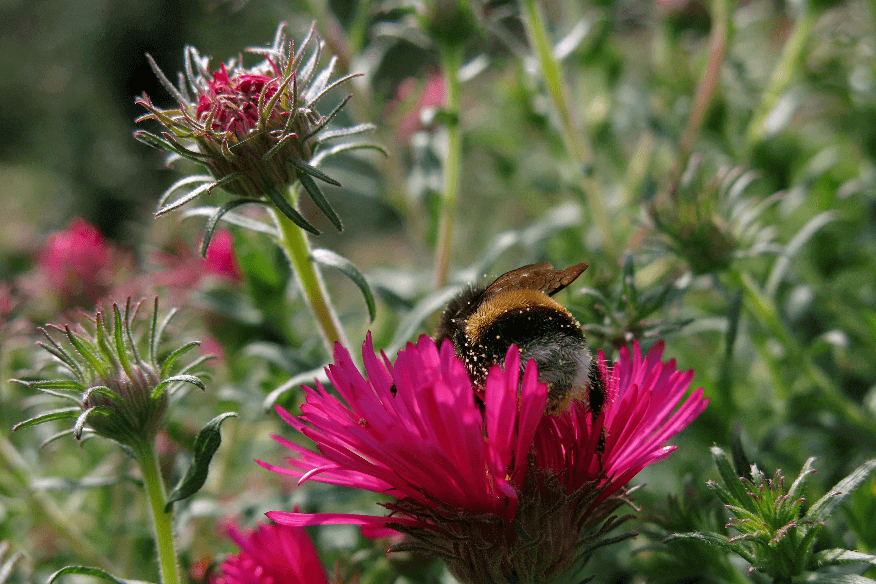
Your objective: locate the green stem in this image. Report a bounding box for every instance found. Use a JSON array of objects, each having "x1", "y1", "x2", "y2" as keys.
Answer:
[
  {"x1": 678, "y1": 0, "x2": 735, "y2": 162},
  {"x1": 134, "y1": 441, "x2": 179, "y2": 584},
  {"x1": 521, "y1": 0, "x2": 617, "y2": 257},
  {"x1": 273, "y1": 196, "x2": 350, "y2": 354},
  {"x1": 0, "y1": 434, "x2": 116, "y2": 572},
  {"x1": 433, "y1": 44, "x2": 463, "y2": 288},
  {"x1": 745, "y1": 4, "x2": 816, "y2": 146}
]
